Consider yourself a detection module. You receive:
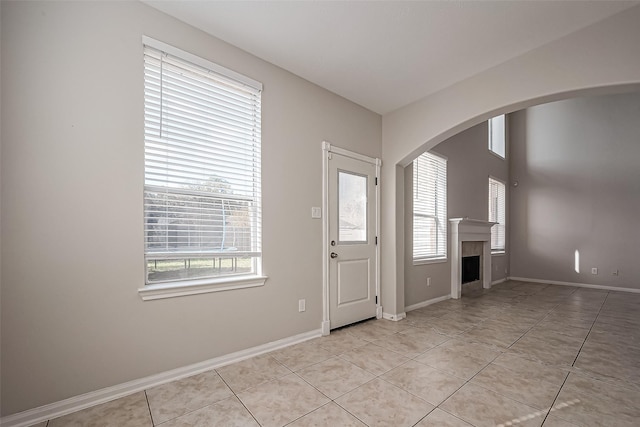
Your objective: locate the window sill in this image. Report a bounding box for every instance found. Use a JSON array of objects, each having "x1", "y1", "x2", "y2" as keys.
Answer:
[
  {"x1": 139, "y1": 275, "x2": 267, "y2": 301},
  {"x1": 491, "y1": 251, "x2": 506, "y2": 256},
  {"x1": 413, "y1": 257, "x2": 447, "y2": 266},
  {"x1": 488, "y1": 149, "x2": 506, "y2": 160}
]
